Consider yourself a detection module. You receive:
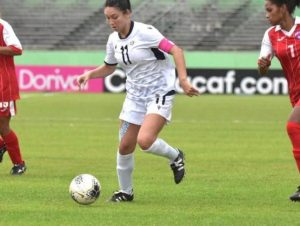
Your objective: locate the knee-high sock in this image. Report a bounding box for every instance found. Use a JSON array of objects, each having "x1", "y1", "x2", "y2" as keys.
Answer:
[
  {"x1": 3, "y1": 130, "x2": 23, "y2": 164},
  {"x1": 143, "y1": 138, "x2": 179, "y2": 162},
  {"x1": 287, "y1": 122, "x2": 300, "y2": 172},
  {"x1": 117, "y1": 152, "x2": 134, "y2": 194}
]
